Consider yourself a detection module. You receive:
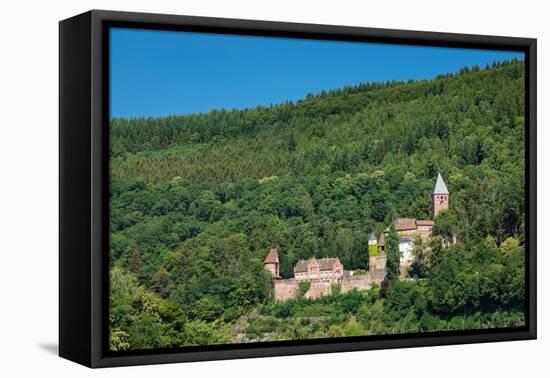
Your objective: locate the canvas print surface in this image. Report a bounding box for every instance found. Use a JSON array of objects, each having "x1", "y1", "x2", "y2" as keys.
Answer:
[{"x1": 108, "y1": 28, "x2": 526, "y2": 351}]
